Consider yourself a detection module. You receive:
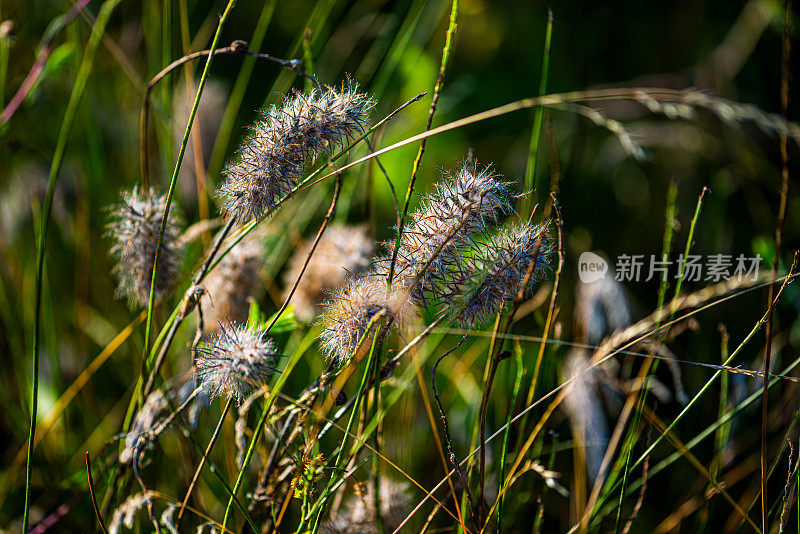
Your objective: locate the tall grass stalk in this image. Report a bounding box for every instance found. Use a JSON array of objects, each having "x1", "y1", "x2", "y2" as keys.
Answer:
[
  {"x1": 591, "y1": 352, "x2": 800, "y2": 528},
  {"x1": 206, "y1": 0, "x2": 277, "y2": 182},
  {"x1": 761, "y1": 2, "x2": 792, "y2": 527},
  {"x1": 591, "y1": 187, "x2": 707, "y2": 527},
  {"x1": 388, "y1": 0, "x2": 458, "y2": 287},
  {"x1": 140, "y1": 0, "x2": 237, "y2": 406},
  {"x1": 418, "y1": 273, "x2": 795, "y2": 531},
  {"x1": 497, "y1": 345, "x2": 525, "y2": 533},
  {"x1": 221, "y1": 327, "x2": 311, "y2": 527},
  {"x1": 176, "y1": 398, "x2": 233, "y2": 527},
  {"x1": 307, "y1": 316, "x2": 386, "y2": 534},
  {"x1": 525, "y1": 9, "x2": 553, "y2": 210},
  {"x1": 589, "y1": 262, "x2": 798, "y2": 528},
  {"x1": 22, "y1": 0, "x2": 122, "y2": 530},
  {"x1": 614, "y1": 181, "x2": 679, "y2": 533}
]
